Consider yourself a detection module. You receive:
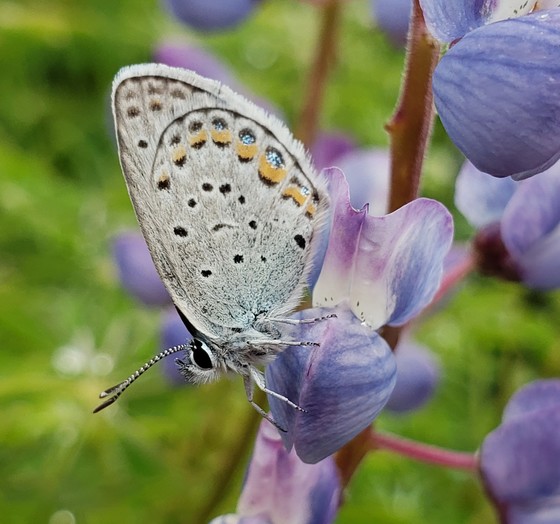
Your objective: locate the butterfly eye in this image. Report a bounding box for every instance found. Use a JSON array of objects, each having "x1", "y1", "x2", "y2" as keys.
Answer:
[{"x1": 190, "y1": 339, "x2": 214, "y2": 370}]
